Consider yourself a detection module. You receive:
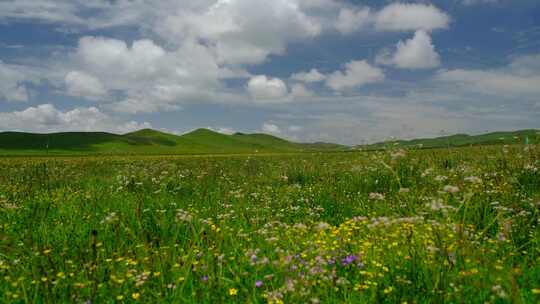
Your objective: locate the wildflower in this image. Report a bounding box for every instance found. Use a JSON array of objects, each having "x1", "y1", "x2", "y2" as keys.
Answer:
[
  {"x1": 101, "y1": 212, "x2": 119, "y2": 224},
  {"x1": 255, "y1": 280, "x2": 263, "y2": 288},
  {"x1": 434, "y1": 175, "x2": 448, "y2": 182},
  {"x1": 131, "y1": 292, "x2": 140, "y2": 300},
  {"x1": 369, "y1": 192, "x2": 385, "y2": 200},
  {"x1": 399, "y1": 188, "x2": 410, "y2": 193},
  {"x1": 491, "y1": 285, "x2": 507, "y2": 298},
  {"x1": 341, "y1": 255, "x2": 358, "y2": 266},
  {"x1": 116, "y1": 295, "x2": 124, "y2": 300},
  {"x1": 176, "y1": 209, "x2": 193, "y2": 222},
  {"x1": 391, "y1": 149, "x2": 406, "y2": 160},
  {"x1": 464, "y1": 176, "x2": 482, "y2": 184},
  {"x1": 201, "y1": 276, "x2": 208, "y2": 282},
  {"x1": 532, "y1": 288, "x2": 540, "y2": 294},
  {"x1": 229, "y1": 288, "x2": 238, "y2": 296},
  {"x1": 443, "y1": 185, "x2": 459, "y2": 193}
]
